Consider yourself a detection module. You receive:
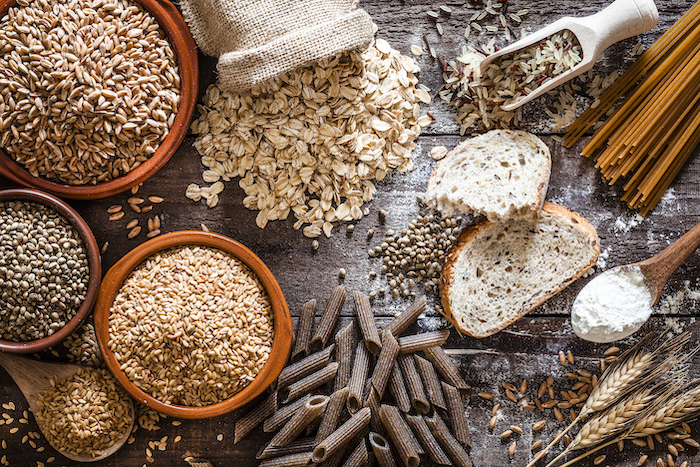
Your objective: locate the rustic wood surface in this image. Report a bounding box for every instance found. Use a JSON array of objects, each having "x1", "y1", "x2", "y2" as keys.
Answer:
[{"x1": 1, "y1": 0, "x2": 700, "y2": 466}]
